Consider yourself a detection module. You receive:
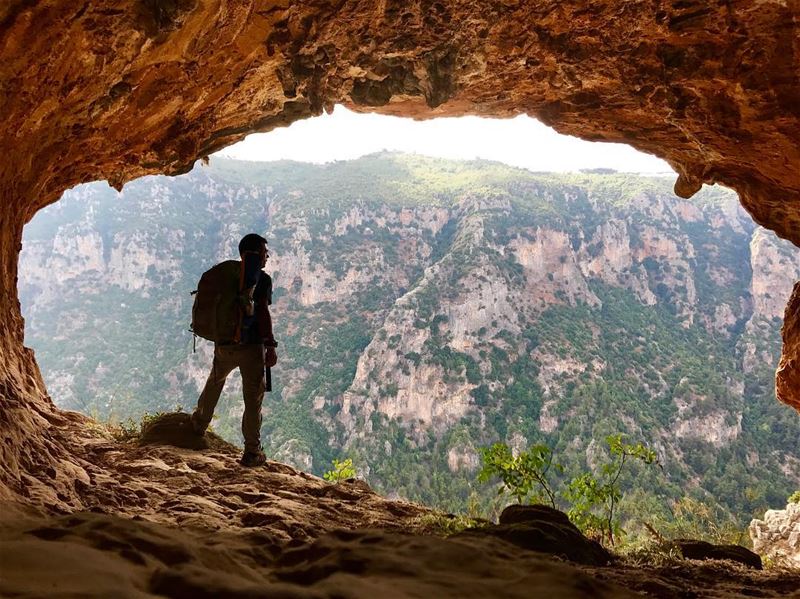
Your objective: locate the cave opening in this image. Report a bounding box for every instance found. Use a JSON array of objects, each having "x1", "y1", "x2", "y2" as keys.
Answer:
[
  {"x1": 17, "y1": 106, "x2": 800, "y2": 537},
  {"x1": 2, "y1": 1, "x2": 800, "y2": 590}
]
